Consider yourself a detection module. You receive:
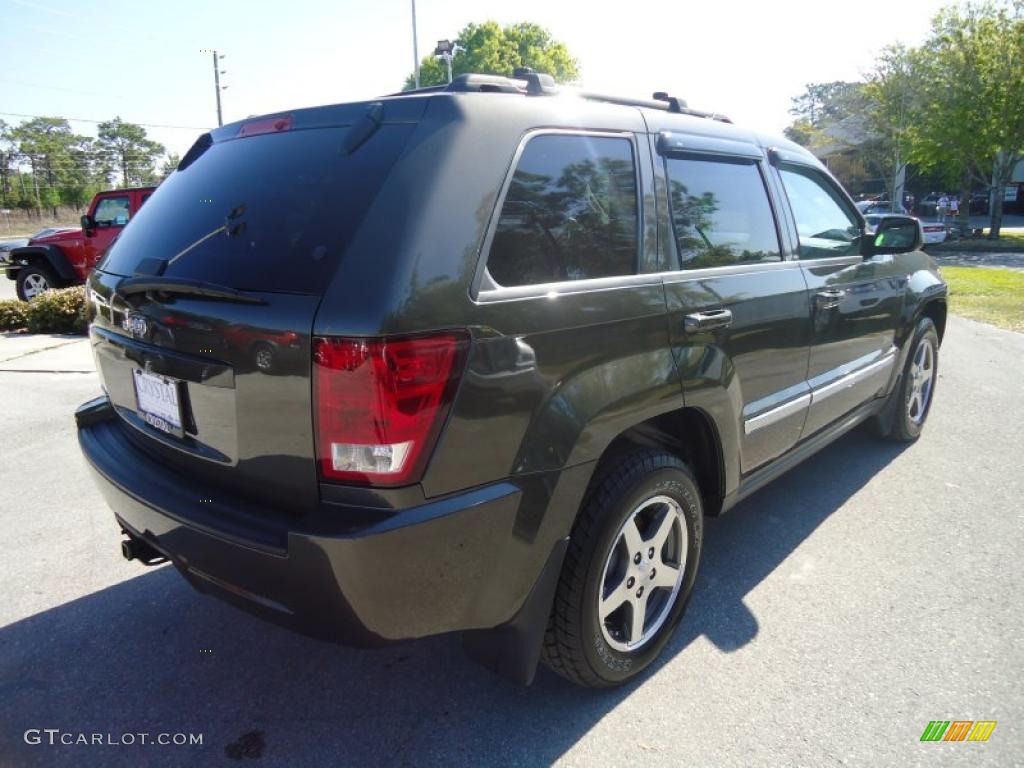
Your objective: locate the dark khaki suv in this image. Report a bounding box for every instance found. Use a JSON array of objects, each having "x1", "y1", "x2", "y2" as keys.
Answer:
[{"x1": 76, "y1": 72, "x2": 946, "y2": 687}]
